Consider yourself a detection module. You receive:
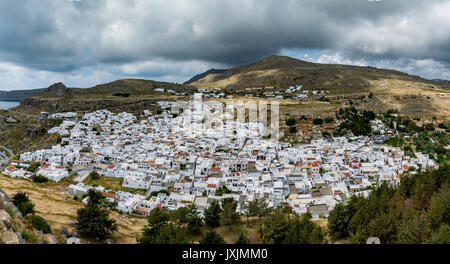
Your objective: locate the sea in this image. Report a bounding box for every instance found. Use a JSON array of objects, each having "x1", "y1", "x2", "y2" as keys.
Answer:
[{"x1": 0, "y1": 100, "x2": 20, "y2": 110}]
